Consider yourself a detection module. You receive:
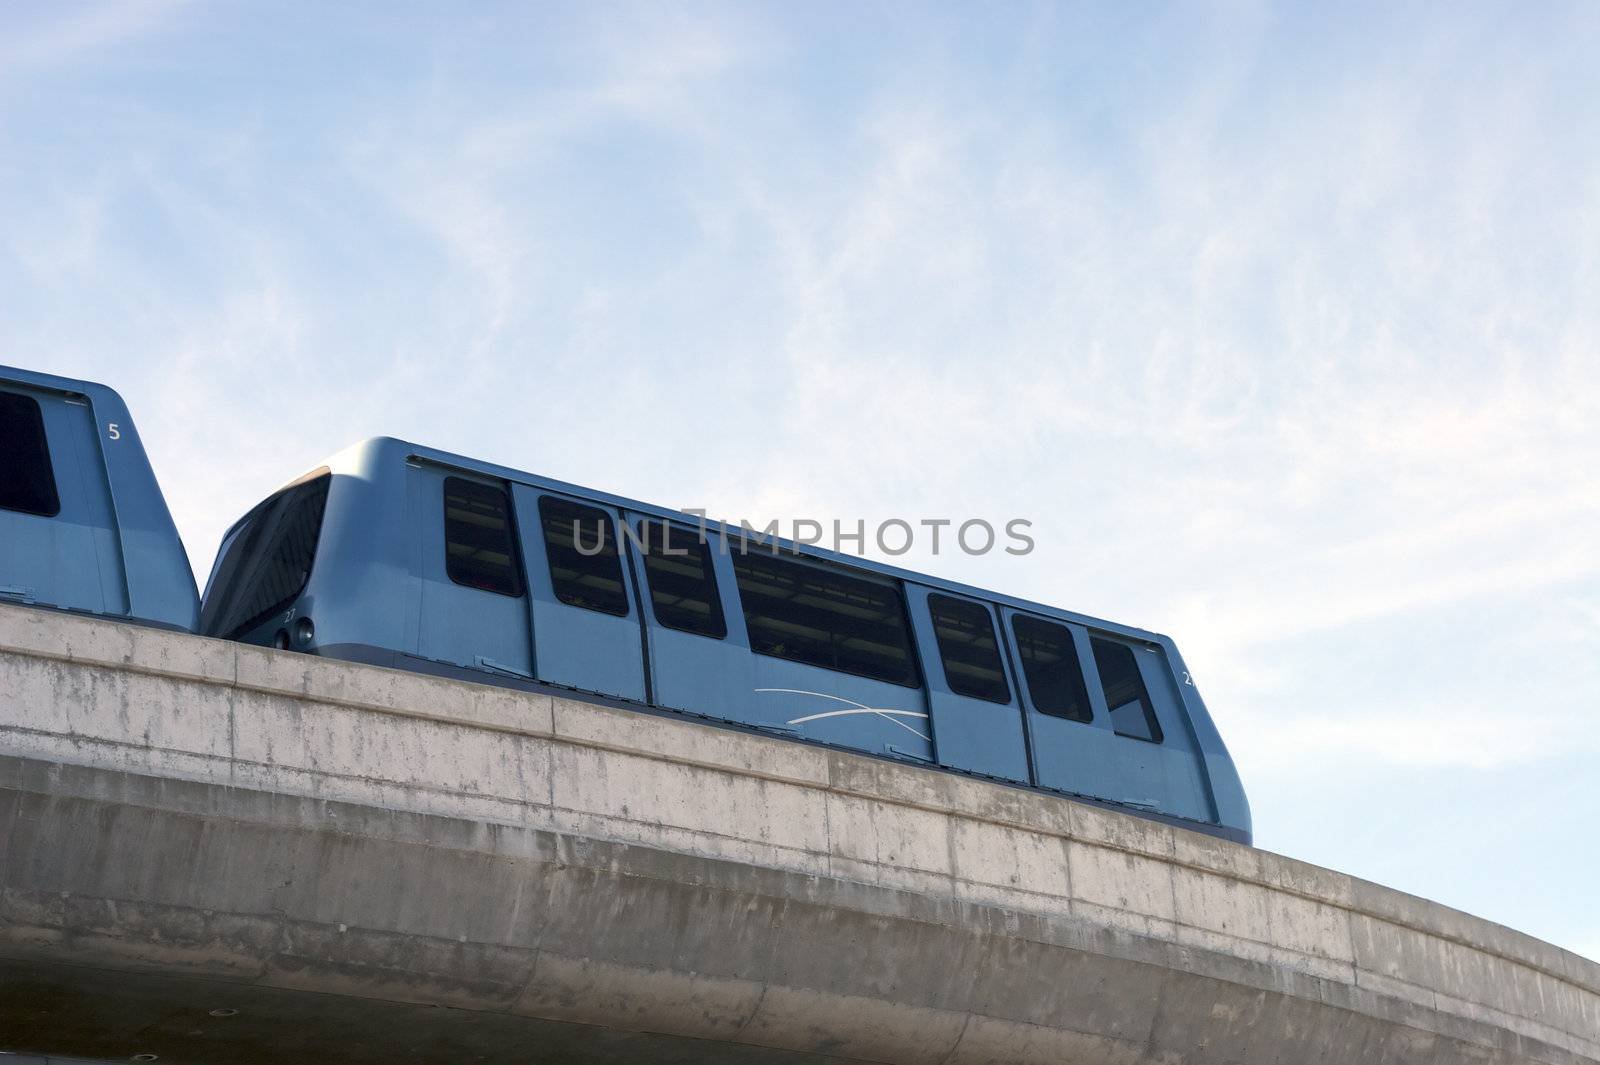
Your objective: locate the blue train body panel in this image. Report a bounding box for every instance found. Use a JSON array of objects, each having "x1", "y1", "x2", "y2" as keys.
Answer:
[
  {"x1": 1, "y1": 365, "x2": 198, "y2": 632},
  {"x1": 201, "y1": 437, "x2": 1252, "y2": 844}
]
